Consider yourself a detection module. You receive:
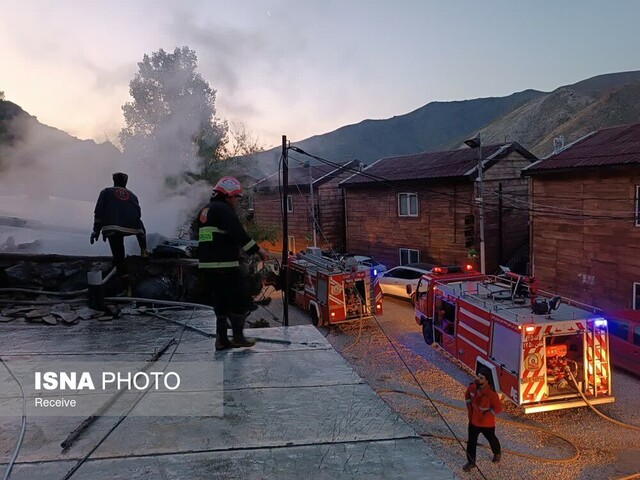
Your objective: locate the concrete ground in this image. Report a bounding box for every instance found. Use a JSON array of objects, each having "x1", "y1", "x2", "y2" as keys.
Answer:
[{"x1": 0, "y1": 299, "x2": 455, "y2": 480}]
